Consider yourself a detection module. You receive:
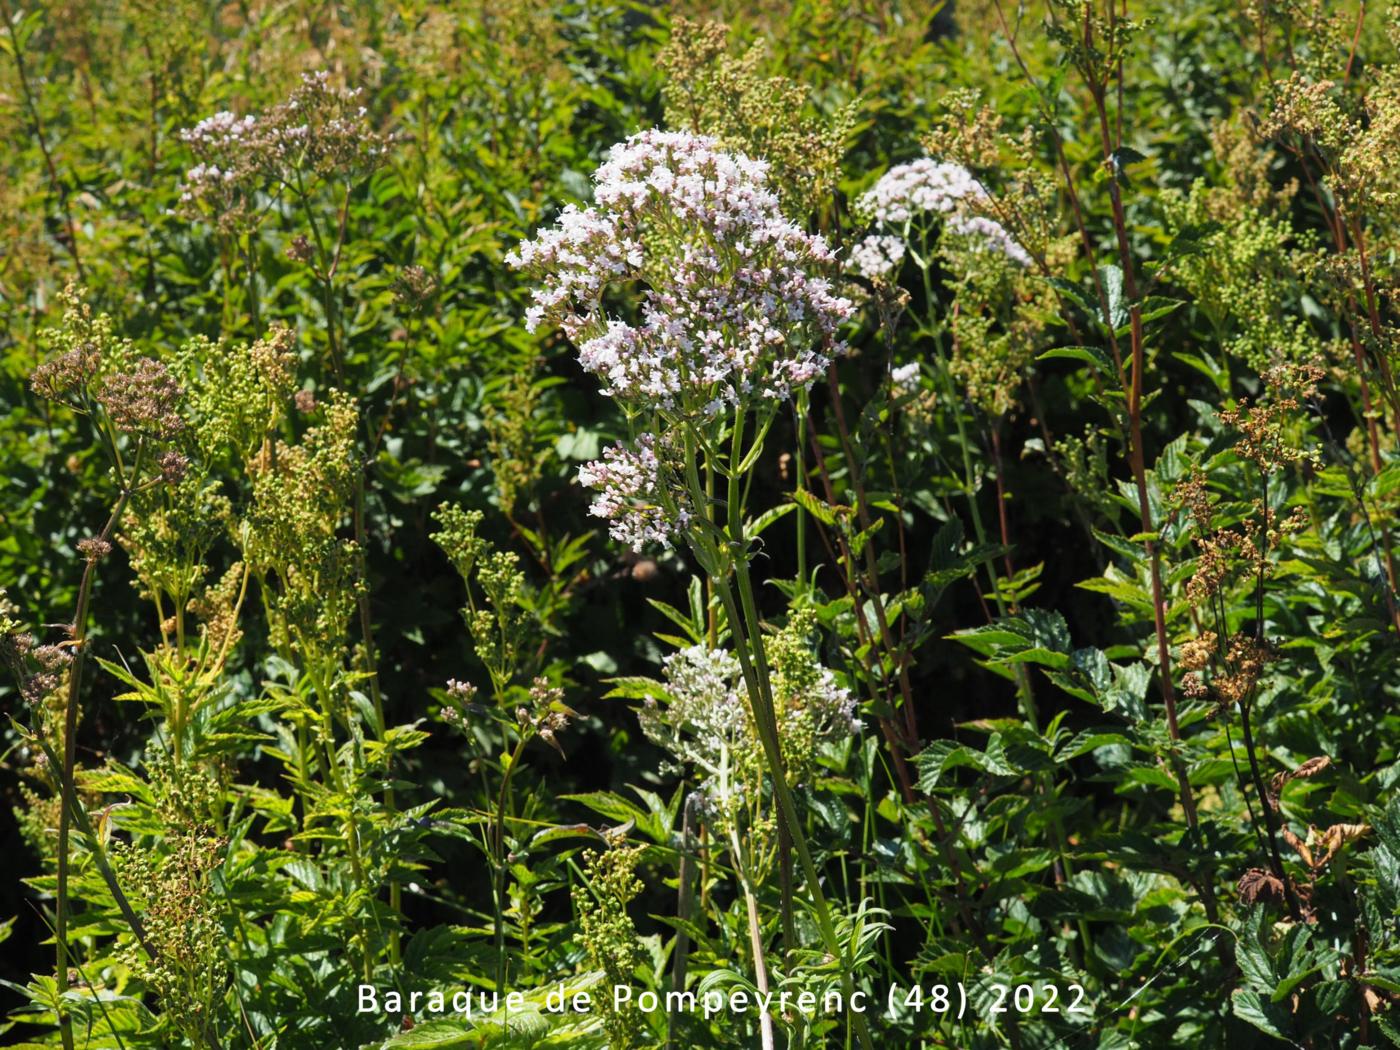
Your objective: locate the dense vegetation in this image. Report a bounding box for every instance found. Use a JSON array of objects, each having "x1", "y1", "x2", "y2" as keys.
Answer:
[{"x1": 2, "y1": 1, "x2": 1399, "y2": 1047}]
